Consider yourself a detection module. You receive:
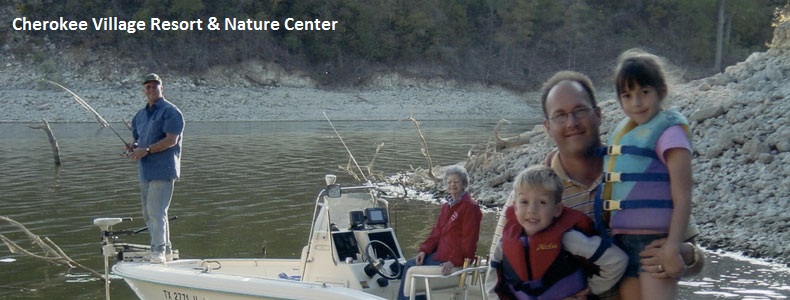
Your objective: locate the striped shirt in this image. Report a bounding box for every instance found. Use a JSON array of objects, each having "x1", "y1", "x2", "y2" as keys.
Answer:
[{"x1": 549, "y1": 152, "x2": 601, "y2": 217}]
